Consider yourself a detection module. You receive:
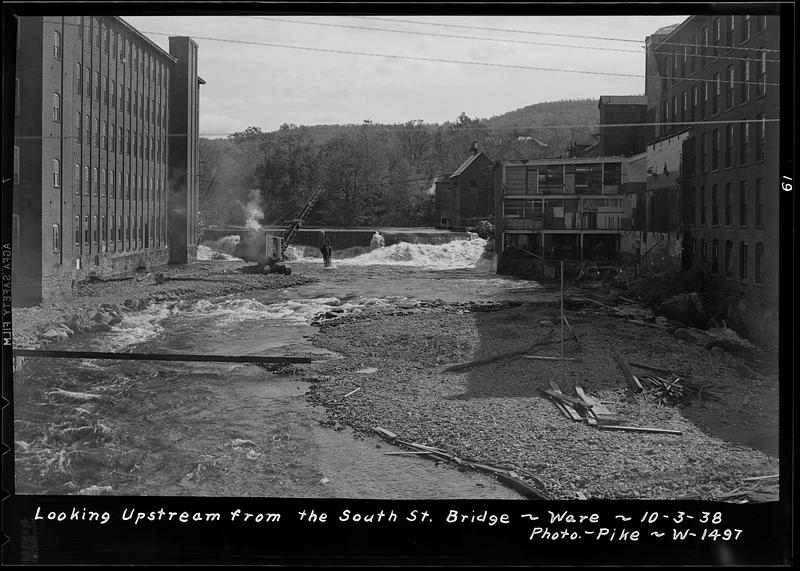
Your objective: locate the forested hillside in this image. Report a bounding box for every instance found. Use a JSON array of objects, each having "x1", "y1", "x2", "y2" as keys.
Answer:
[{"x1": 199, "y1": 99, "x2": 600, "y2": 228}]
